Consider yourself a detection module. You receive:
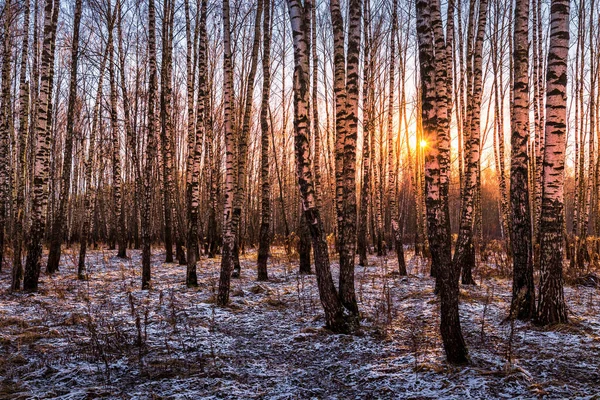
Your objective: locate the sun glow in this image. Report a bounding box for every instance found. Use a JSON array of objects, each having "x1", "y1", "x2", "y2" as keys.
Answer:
[{"x1": 420, "y1": 139, "x2": 428, "y2": 148}]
